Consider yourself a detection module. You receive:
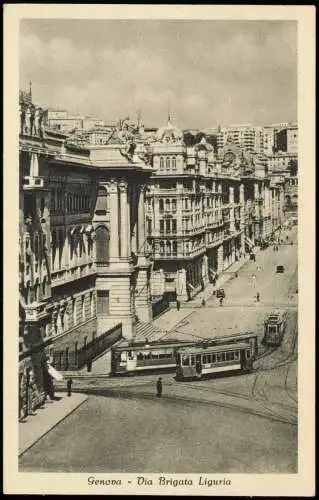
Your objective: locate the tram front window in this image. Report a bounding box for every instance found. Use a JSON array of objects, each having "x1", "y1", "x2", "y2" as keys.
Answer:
[{"x1": 182, "y1": 355, "x2": 189, "y2": 366}]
